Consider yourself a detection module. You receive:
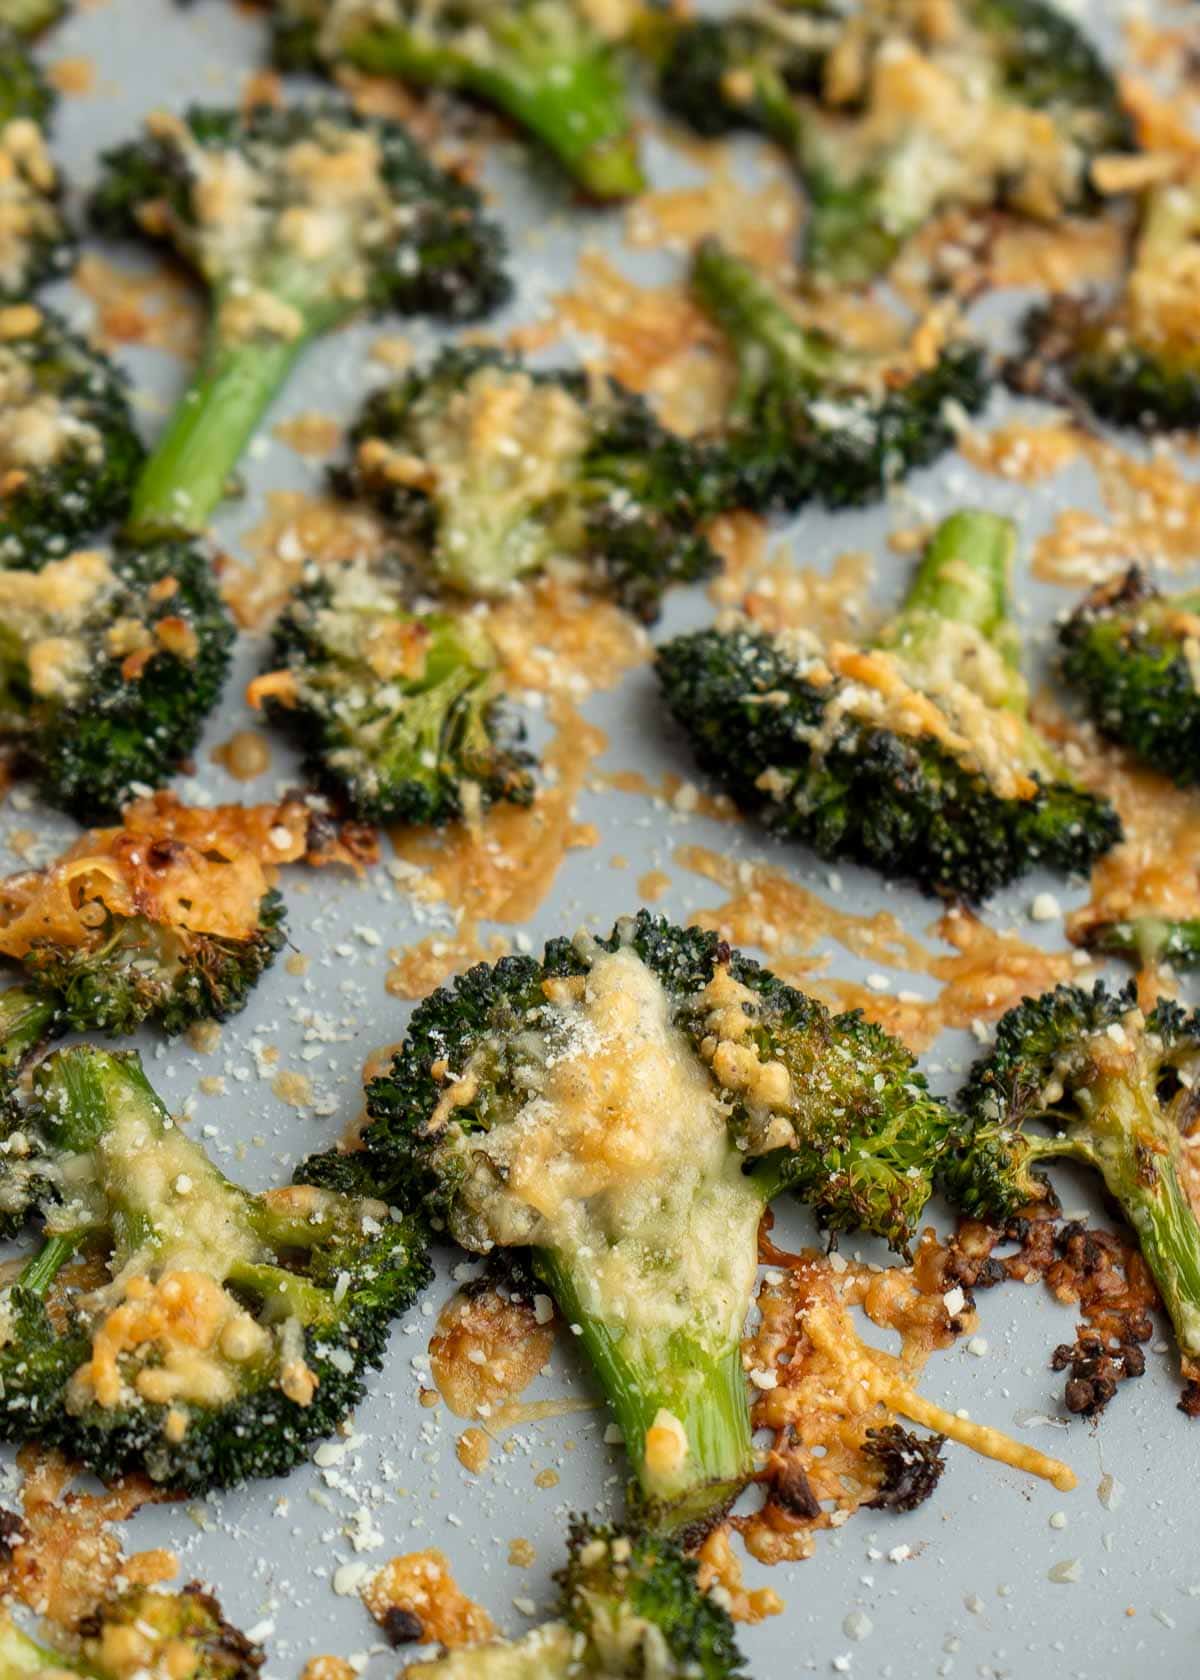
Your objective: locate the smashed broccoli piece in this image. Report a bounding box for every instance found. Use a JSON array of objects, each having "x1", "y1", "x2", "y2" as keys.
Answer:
[
  {"x1": 407, "y1": 1519, "x2": 745, "y2": 1678},
  {"x1": 944, "y1": 982, "x2": 1200, "y2": 1374},
  {"x1": 249, "y1": 557, "x2": 532, "y2": 825},
  {"x1": 691, "y1": 238, "x2": 988, "y2": 510},
  {"x1": 0, "y1": 1585, "x2": 263, "y2": 1680},
  {"x1": 334, "y1": 345, "x2": 725, "y2": 622},
  {"x1": 90, "y1": 102, "x2": 510, "y2": 539},
  {"x1": 656, "y1": 509, "x2": 1121, "y2": 899},
  {"x1": 272, "y1": 0, "x2": 644, "y2": 201},
  {"x1": 659, "y1": 0, "x2": 1130, "y2": 285},
  {"x1": 307, "y1": 910, "x2": 952, "y2": 1534},
  {"x1": 0, "y1": 35, "x2": 71, "y2": 301},
  {"x1": 0, "y1": 539, "x2": 234, "y2": 818},
  {"x1": 0, "y1": 306, "x2": 144, "y2": 568},
  {"x1": 0, "y1": 0, "x2": 68, "y2": 36},
  {"x1": 0, "y1": 1045, "x2": 430, "y2": 1490}
]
